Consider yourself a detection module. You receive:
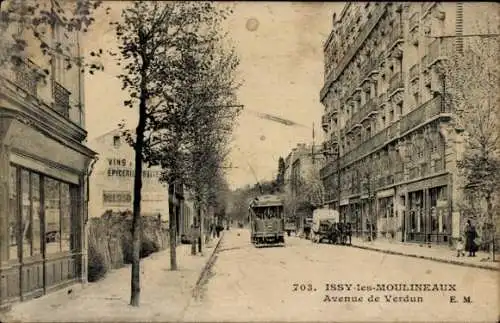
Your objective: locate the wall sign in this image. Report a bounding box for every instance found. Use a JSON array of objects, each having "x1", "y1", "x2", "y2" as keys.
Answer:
[
  {"x1": 106, "y1": 158, "x2": 161, "y2": 178},
  {"x1": 103, "y1": 190, "x2": 132, "y2": 205}
]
